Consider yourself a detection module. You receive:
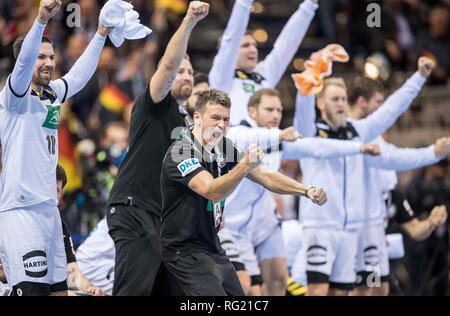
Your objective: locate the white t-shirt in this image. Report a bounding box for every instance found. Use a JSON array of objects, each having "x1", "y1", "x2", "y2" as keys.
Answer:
[{"x1": 0, "y1": 81, "x2": 63, "y2": 212}]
